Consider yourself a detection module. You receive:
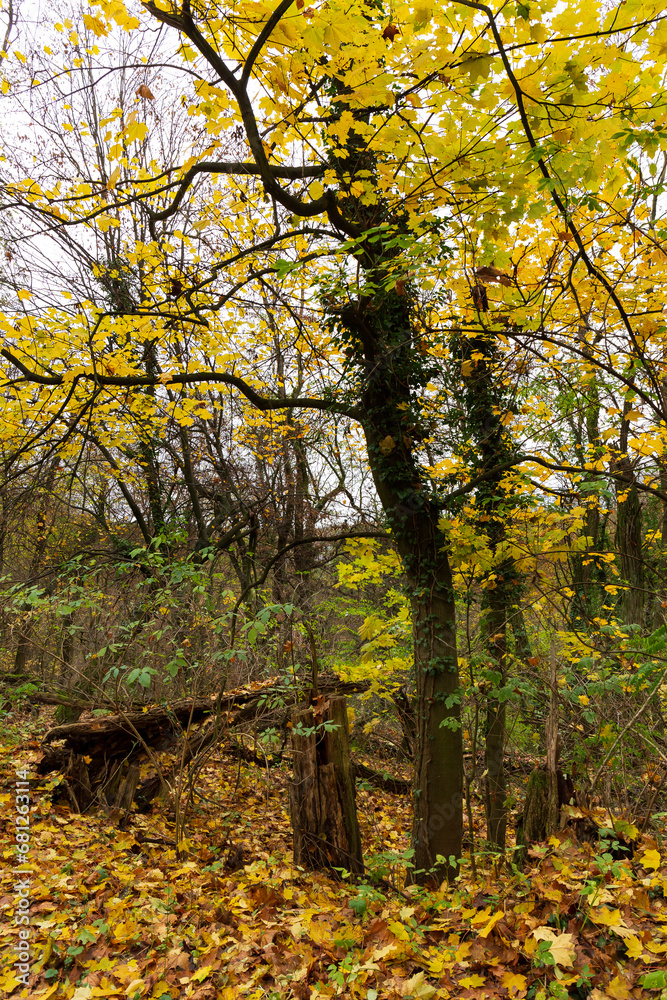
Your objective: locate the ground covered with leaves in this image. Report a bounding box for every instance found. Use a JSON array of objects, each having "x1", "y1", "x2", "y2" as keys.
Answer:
[{"x1": 2, "y1": 712, "x2": 667, "y2": 1000}]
